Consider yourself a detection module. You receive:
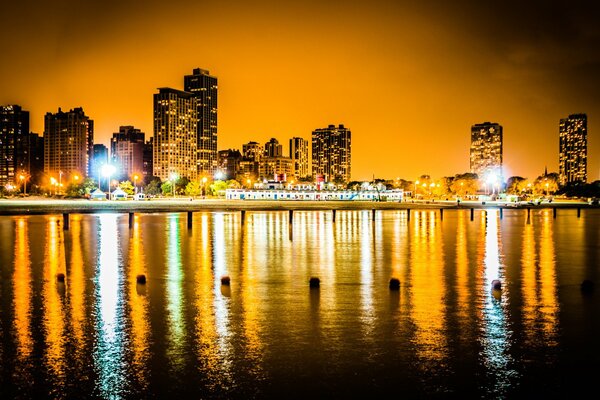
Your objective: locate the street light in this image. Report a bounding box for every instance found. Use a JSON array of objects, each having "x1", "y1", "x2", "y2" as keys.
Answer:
[
  {"x1": 202, "y1": 176, "x2": 208, "y2": 198},
  {"x1": 133, "y1": 174, "x2": 139, "y2": 194},
  {"x1": 19, "y1": 173, "x2": 26, "y2": 195},
  {"x1": 101, "y1": 164, "x2": 116, "y2": 193},
  {"x1": 59, "y1": 170, "x2": 63, "y2": 194}
]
